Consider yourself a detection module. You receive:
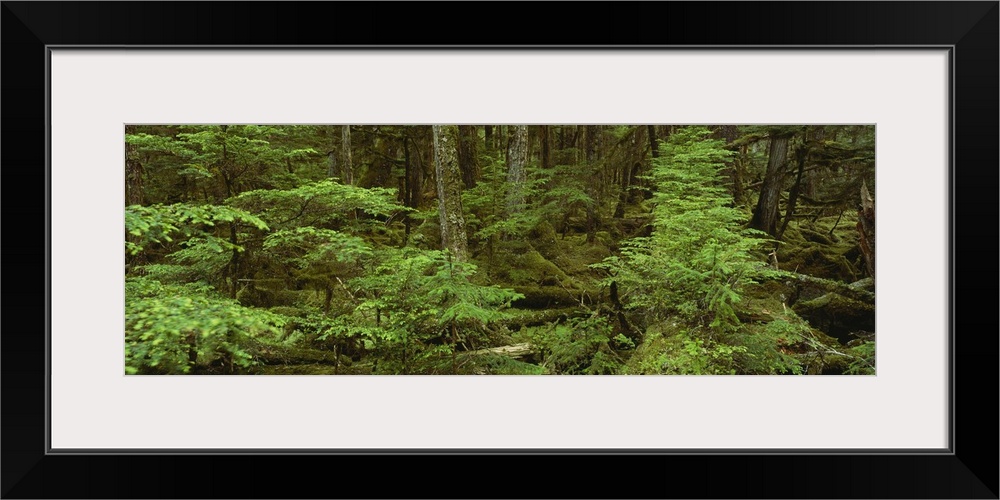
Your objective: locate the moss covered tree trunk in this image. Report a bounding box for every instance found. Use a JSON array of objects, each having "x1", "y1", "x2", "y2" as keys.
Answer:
[
  {"x1": 585, "y1": 125, "x2": 600, "y2": 243},
  {"x1": 505, "y1": 125, "x2": 529, "y2": 216},
  {"x1": 432, "y1": 125, "x2": 469, "y2": 261},
  {"x1": 751, "y1": 133, "x2": 790, "y2": 236}
]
